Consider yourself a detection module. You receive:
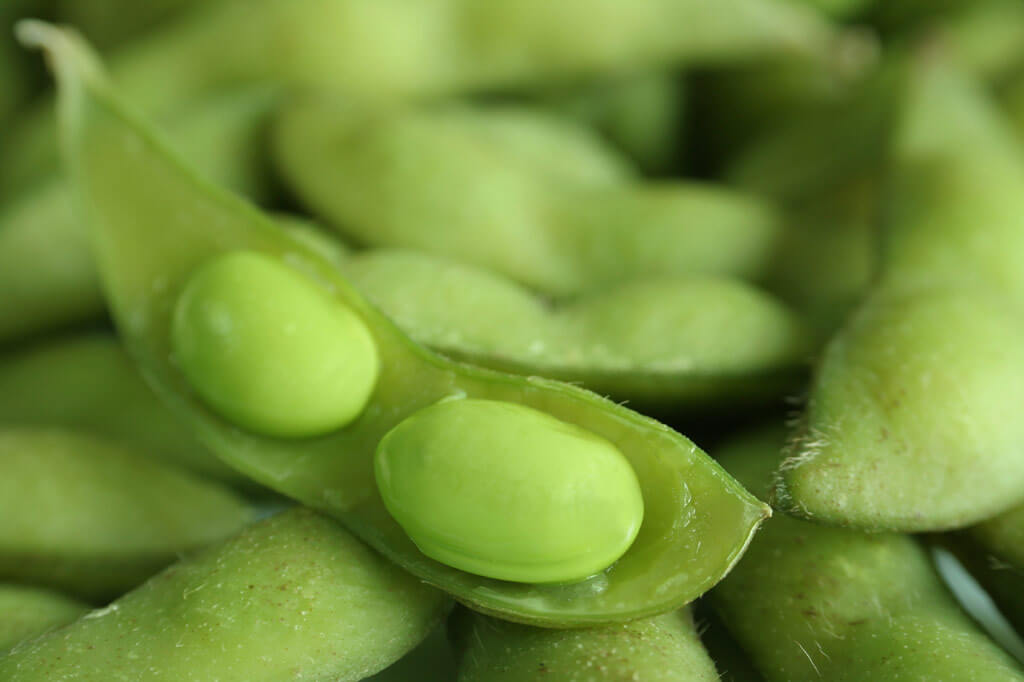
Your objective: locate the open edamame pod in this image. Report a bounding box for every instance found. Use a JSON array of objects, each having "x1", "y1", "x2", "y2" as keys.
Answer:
[
  {"x1": 273, "y1": 97, "x2": 786, "y2": 297},
  {"x1": 26, "y1": 23, "x2": 770, "y2": 626},
  {"x1": 0, "y1": 584, "x2": 87, "y2": 653},
  {"x1": 710, "y1": 427, "x2": 1024, "y2": 681},
  {"x1": 0, "y1": 333, "x2": 245, "y2": 486},
  {"x1": 450, "y1": 607, "x2": 720, "y2": 681},
  {"x1": 776, "y1": 55, "x2": 1024, "y2": 531},
  {"x1": 0, "y1": 0, "x2": 835, "y2": 197},
  {"x1": 0, "y1": 428, "x2": 253, "y2": 601},
  {"x1": 0, "y1": 508, "x2": 451, "y2": 681}
]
